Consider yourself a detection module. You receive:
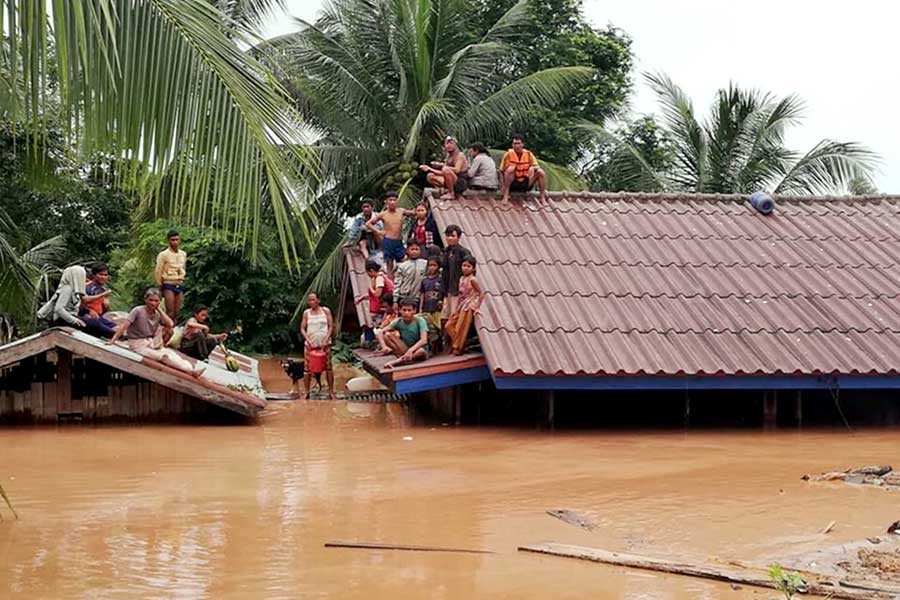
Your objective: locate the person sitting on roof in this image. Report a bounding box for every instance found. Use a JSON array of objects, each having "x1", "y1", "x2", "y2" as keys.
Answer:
[
  {"x1": 445, "y1": 255, "x2": 484, "y2": 355},
  {"x1": 419, "y1": 136, "x2": 469, "y2": 200},
  {"x1": 180, "y1": 305, "x2": 228, "y2": 362},
  {"x1": 406, "y1": 202, "x2": 443, "y2": 250},
  {"x1": 39, "y1": 265, "x2": 88, "y2": 330},
  {"x1": 108, "y1": 288, "x2": 205, "y2": 377},
  {"x1": 467, "y1": 142, "x2": 499, "y2": 192},
  {"x1": 381, "y1": 299, "x2": 430, "y2": 369},
  {"x1": 79, "y1": 262, "x2": 117, "y2": 339},
  {"x1": 373, "y1": 294, "x2": 400, "y2": 353},
  {"x1": 355, "y1": 260, "x2": 394, "y2": 347},
  {"x1": 348, "y1": 199, "x2": 383, "y2": 261},
  {"x1": 500, "y1": 134, "x2": 548, "y2": 203},
  {"x1": 393, "y1": 240, "x2": 427, "y2": 303},
  {"x1": 366, "y1": 191, "x2": 410, "y2": 277}
]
